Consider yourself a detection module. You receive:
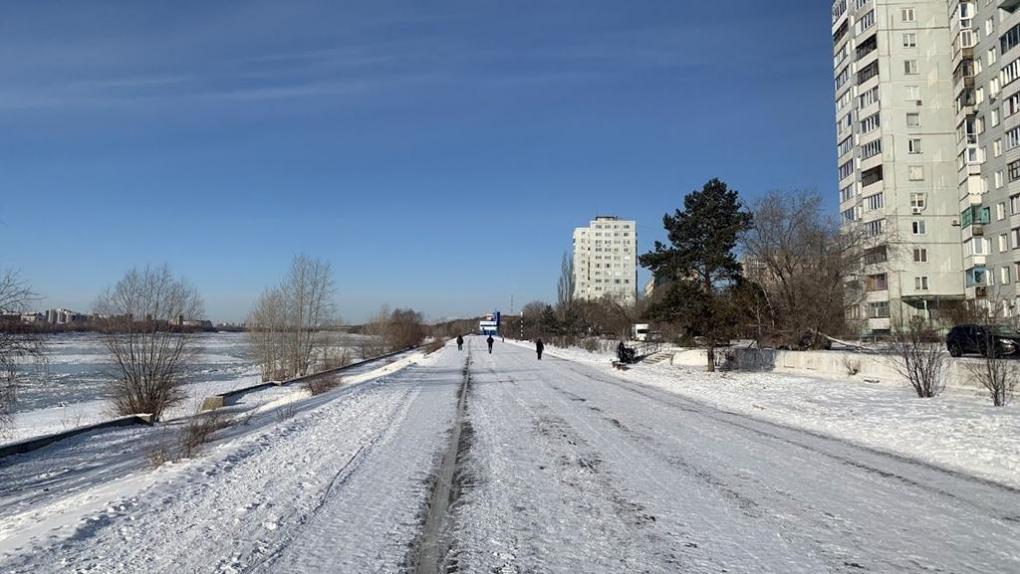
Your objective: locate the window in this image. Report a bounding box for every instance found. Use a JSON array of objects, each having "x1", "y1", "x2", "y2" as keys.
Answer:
[
  {"x1": 1001, "y1": 233, "x2": 1010, "y2": 252},
  {"x1": 995, "y1": 139, "x2": 1004, "y2": 157},
  {"x1": 906, "y1": 85, "x2": 920, "y2": 100},
  {"x1": 1001, "y1": 57, "x2": 1020, "y2": 87},
  {"x1": 865, "y1": 193, "x2": 884, "y2": 210},
  {"x1": 989, "y1": 47, "x2": 999, "y2": 66},
  {"x1": 915, "y1": 276, "x2": 929, "y2": 290},
  {"x1": 837, "y1": 136, "x2": 853, "y2": 157},
  {"x1": 1009, "y1": 159, "x2": 1020, "y2": 182},
  {"x1": 1005, "y1": 92, "x2": 1020, "y2": 118},
  {"x1": 909, "y1": 165, "x2": 924, "y2": 180},
  {"x1": 858, "y1": 61, "x2": 879, "y2": 83},
  {"x1": 1014, "y1": 228, "x2": 1020, "y2": 249},
  {"x1": 860, "y1": 138, "x2": 882, "y2": 159},
  {"x1": 908, "y1": 138, "x2": 922, "y2": 153},
  {"x1": 903, "y1": 33, "x2": 916, "y2": 47},
  {"x1": 859, "y1": 86, "x2": 879, "y2": 108},
  {"x1": 967, "y1": 267, "x2": 988, "y2": 287},
  {"x1": 913, "y1": 247, "x2": 928, "y2": 262},
  {"x1": 839, "y1": 160, "x2": 854, "y2": 180},
  {"x1": 857, "y1": 10, "x2": 875, "y2": 34},
  {"x1": 864, "y1": 219, "x2": 884, "y2": 237},
  {"x1": 1002, "y1": 22, "x2": 1020, "y2": 54},
  {"x1": 1005, "y1": 125, "x2": 1020, "y2": 150},
  {"x1": 999, "y1": 203, "x2": 1007, "y2": 220},
  {"x1": 1003, "y1": 266, "x2": 1012, "y2": 285},
  {"x1": 866, "y1": 273, "x2": 888, "y2": 291},
  {"x1": 993, "y1": 108, "x2": 1001, "y2": 127},
  {"x1": 906, "y1": 112, "x2": 920, "y2": 127},
  {"x1": 861, "y1": 112, "x2": 881, "y2": 133},
  {"x1": 868, "y1": 301, "x2": 890, "y2": 319},
  {"x1": 901, "y1": 8, "x2": 915, "y2": 22},
  {"x1": 912, "y1": 220, "x2": 926, "y2": 235},
  {"x1": 904, "y1": 60, "x2": 918, "y2": 75},
  {"x1": 997, "y1": 170, "x2": 1005, "y2": 188},
  {"x1": 910, "y1": 193, "x2": 926, "y2": 211}
]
